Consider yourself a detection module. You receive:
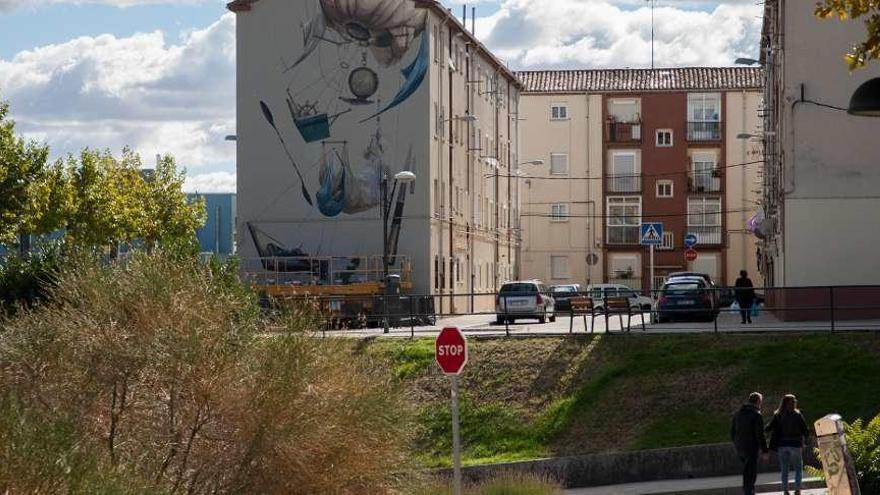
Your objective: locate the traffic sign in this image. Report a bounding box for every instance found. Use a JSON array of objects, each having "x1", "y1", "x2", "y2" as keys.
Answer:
[
  {"x1": 685, "y1": 248, "x2": 698, "y2": 262},
  {"x1": 640, "y1": 222, "x2": 664, "y2": 246},
  {"x1": 436, "y1": 327, "x2": 468, "y2": 375},
  {"x1": 684, "y1": 233, "x2": 698, "y2": 248}
]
